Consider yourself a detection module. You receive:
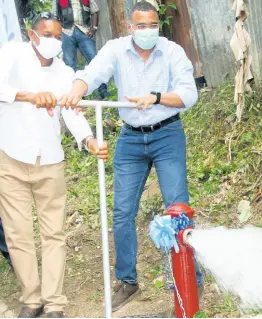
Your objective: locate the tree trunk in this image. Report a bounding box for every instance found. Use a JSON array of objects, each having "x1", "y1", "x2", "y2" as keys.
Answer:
[{"x1": 14, "y1": 0, "x2": 29, "y2": 41}]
